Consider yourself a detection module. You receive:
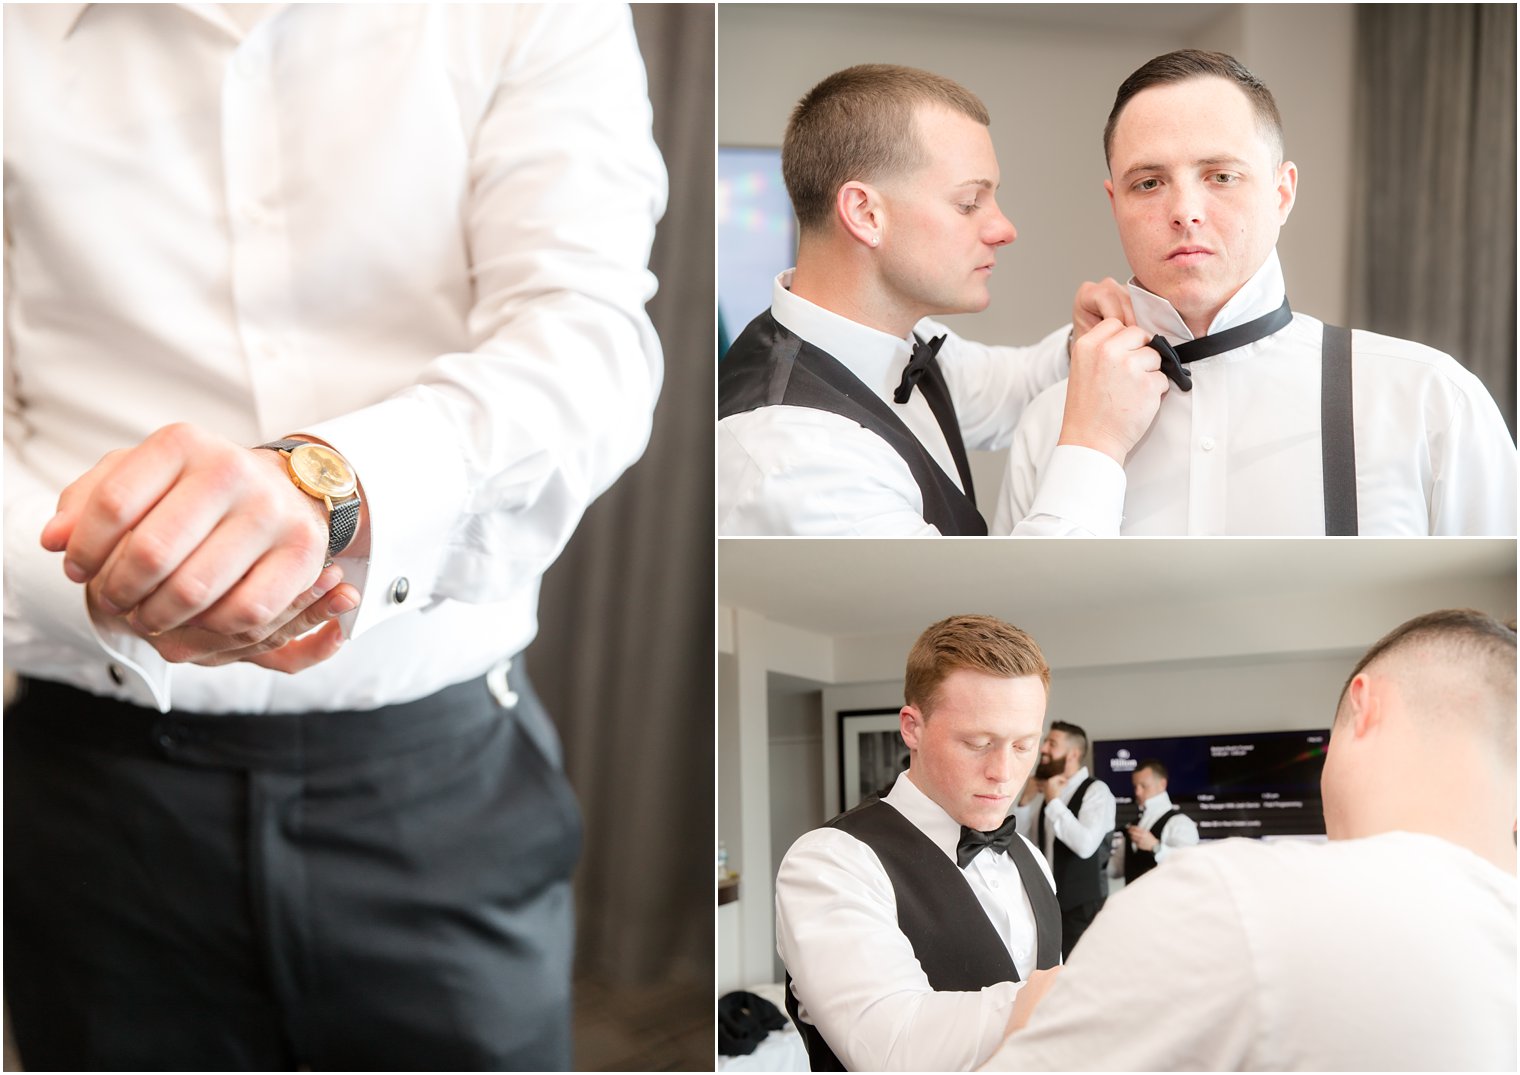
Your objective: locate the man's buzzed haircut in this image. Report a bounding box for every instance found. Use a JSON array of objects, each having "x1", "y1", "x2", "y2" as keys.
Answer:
[
  {"x1": 1103, "y1": 49, "x2": 1285, "y2": 168},
  {"x1": 783, "y1": 63, "x2": 991, "y2": 232},
  {"x1": 1337, "y1": 608, "x2": 1517, "y2": 756},
  {"x1": 904, "y1": 613, "x2": 1049, "y2": 716}
]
